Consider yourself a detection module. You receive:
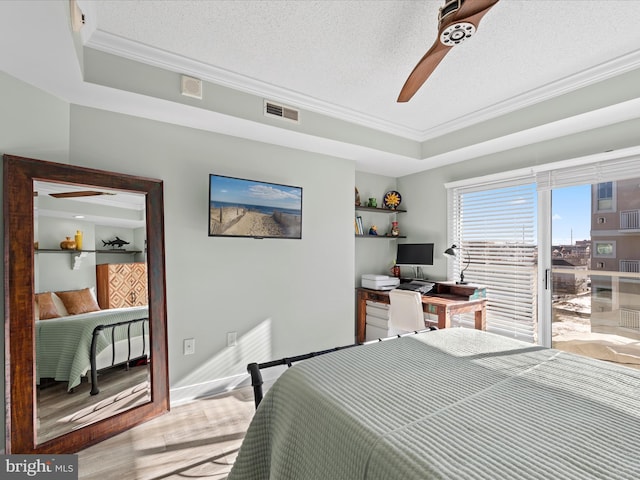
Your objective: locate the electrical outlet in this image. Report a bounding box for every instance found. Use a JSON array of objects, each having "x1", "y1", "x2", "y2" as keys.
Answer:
[
  {"x1": 227, "y1": 331, "x2": 237, "y2": 347},
  {"x1": 183, "y1": 338, "x2": 195, "y2": 355}
]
